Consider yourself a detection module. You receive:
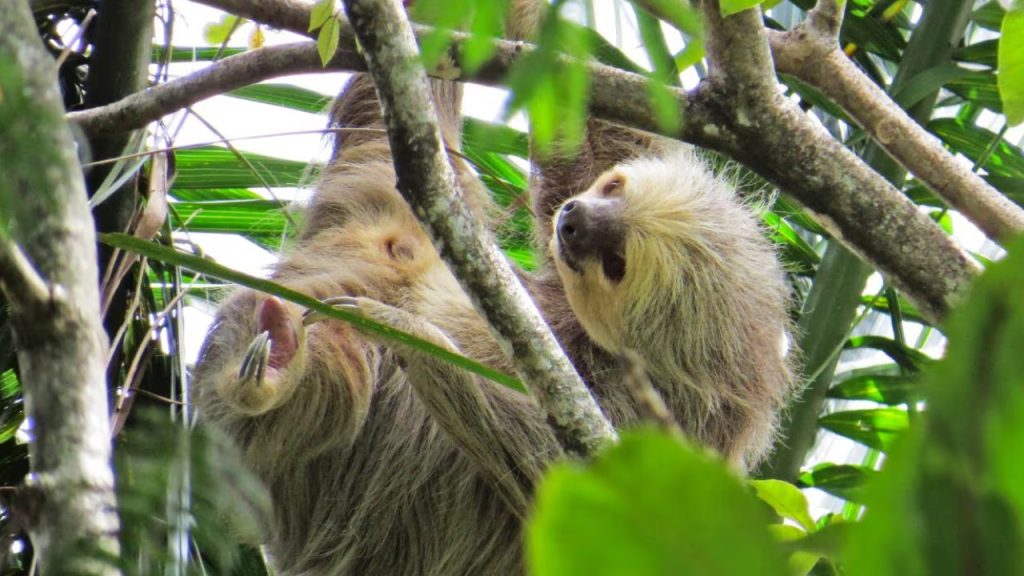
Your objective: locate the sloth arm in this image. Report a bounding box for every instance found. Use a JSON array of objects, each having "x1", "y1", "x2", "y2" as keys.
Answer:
[{"x1": 321, "y1": 296, "x2": 560, "y2": 519}]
